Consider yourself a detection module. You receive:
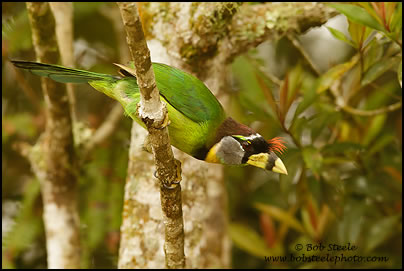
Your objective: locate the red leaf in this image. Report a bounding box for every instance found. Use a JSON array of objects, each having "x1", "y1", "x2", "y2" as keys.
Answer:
[{"x1": 259, "y1": 213, "x2": 277, "y2": 248}]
